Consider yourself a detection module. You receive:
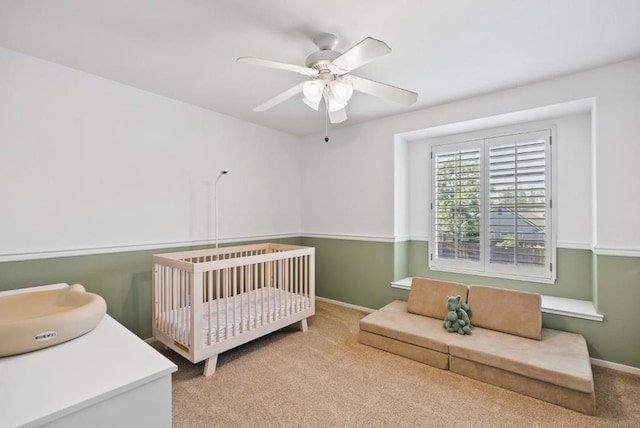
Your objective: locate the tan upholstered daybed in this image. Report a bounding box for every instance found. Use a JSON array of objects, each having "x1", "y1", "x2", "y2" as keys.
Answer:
[{"x1": 359, "y1": 277, "x2": 595, "y2": 414}]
